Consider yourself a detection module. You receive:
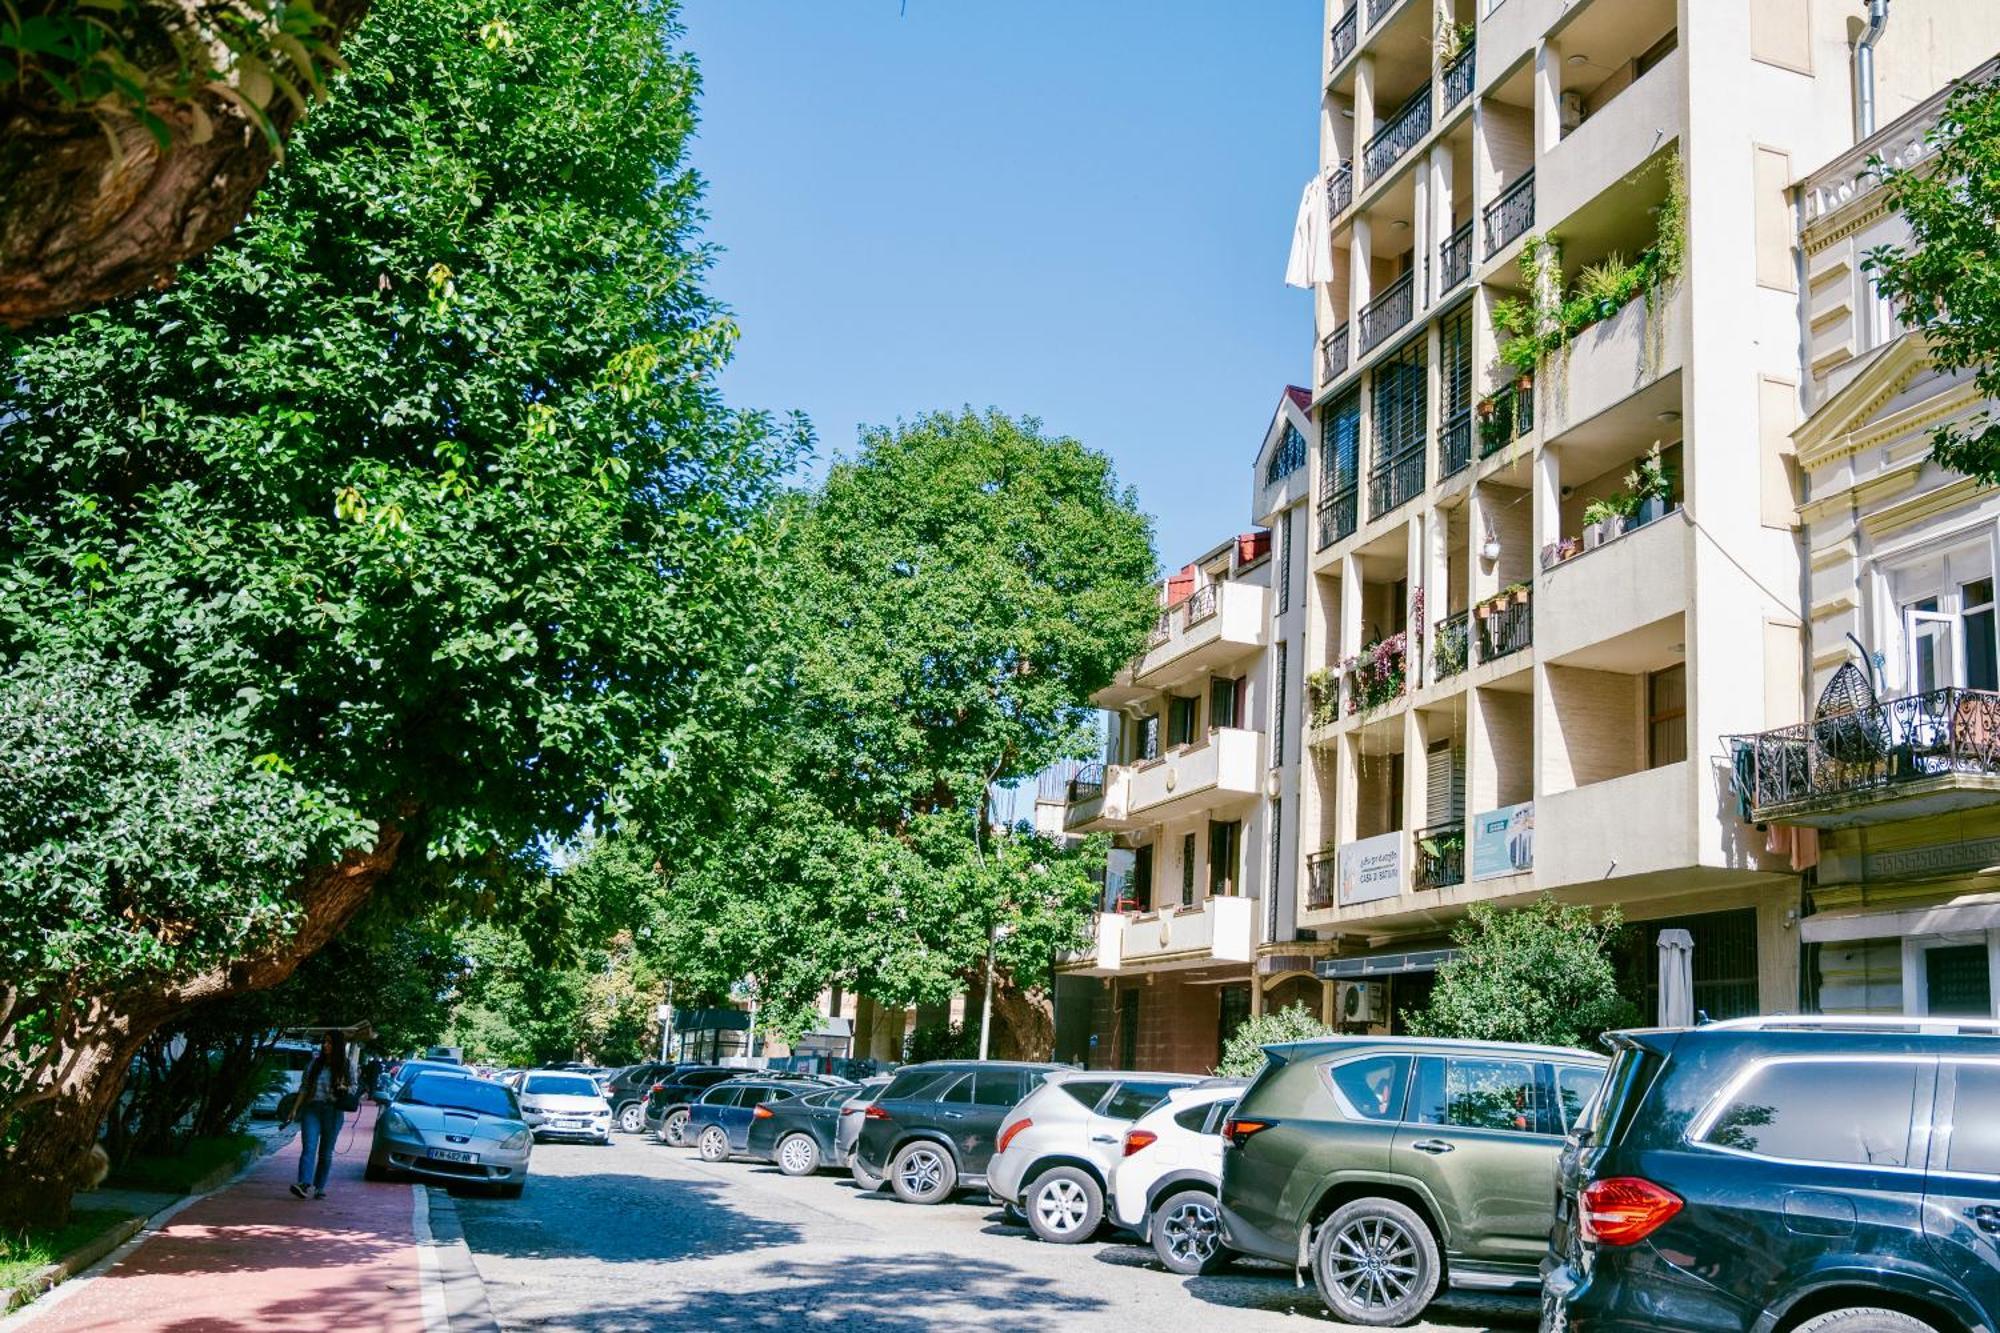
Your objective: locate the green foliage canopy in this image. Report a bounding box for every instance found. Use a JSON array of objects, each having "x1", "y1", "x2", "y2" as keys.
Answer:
[
  {"x1": 1215, "y1": 1003, "x2": 1334, "y2": 1078},
  {"x1": 1405, "y1": 898, "x2": 1637, "y2": 1051}
]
